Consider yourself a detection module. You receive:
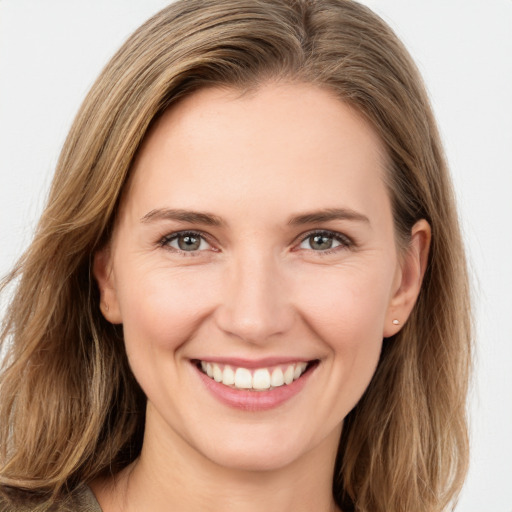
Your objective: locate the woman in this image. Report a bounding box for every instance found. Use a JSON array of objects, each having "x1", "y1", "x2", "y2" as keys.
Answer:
[{"x1": 0, "y1": 1, "x2": 471, "y2": 511}]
